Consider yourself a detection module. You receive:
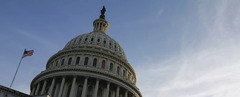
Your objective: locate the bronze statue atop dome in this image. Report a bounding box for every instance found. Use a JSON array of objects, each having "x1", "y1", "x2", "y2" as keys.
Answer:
[{"x1": 100, "y1": 6, "x2": 106, "y2": 19}]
